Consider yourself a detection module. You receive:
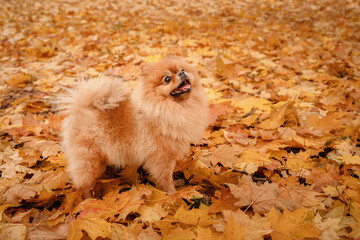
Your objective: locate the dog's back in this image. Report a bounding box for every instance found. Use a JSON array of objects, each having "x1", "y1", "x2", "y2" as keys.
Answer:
[{"x1": 58, "y1": 76, "x2": 130, "y2": 197}]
